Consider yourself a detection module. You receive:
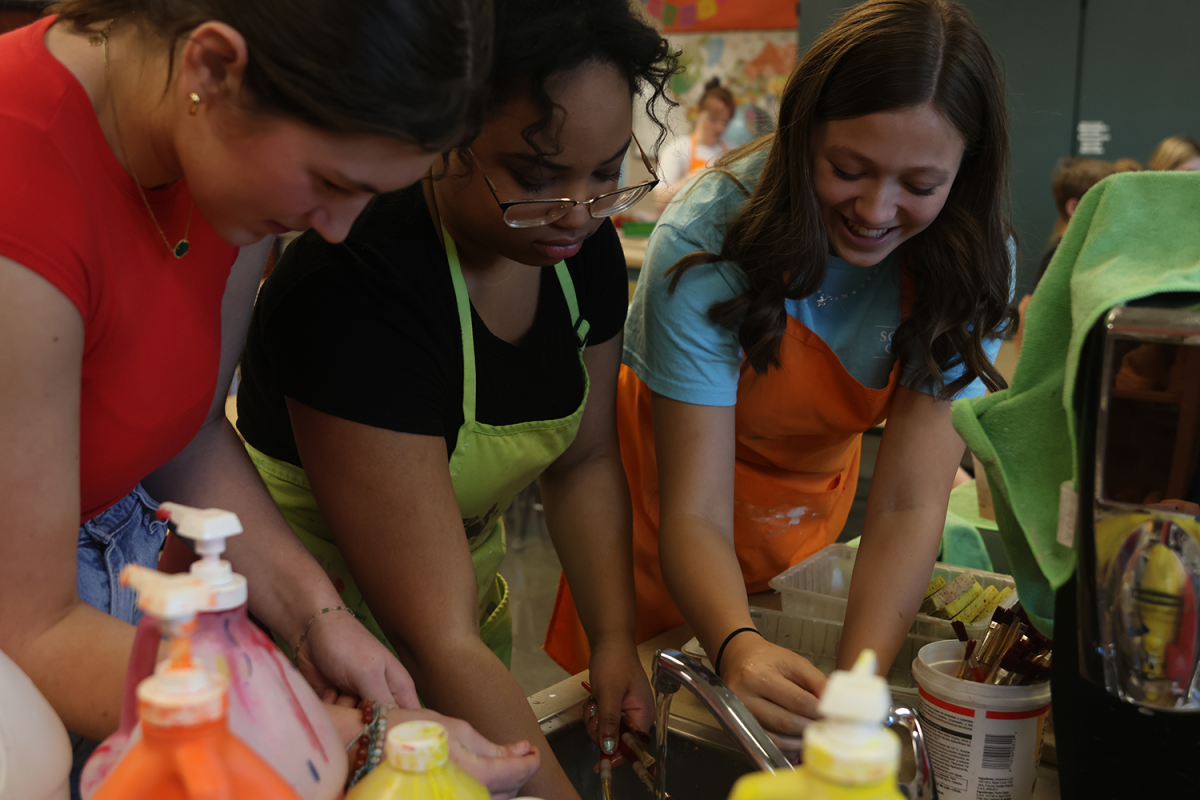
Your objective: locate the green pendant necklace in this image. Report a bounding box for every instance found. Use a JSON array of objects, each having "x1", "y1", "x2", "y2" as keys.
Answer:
[{"x1": 92, "y1": 24, "x2": 193, "y2": 259}]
